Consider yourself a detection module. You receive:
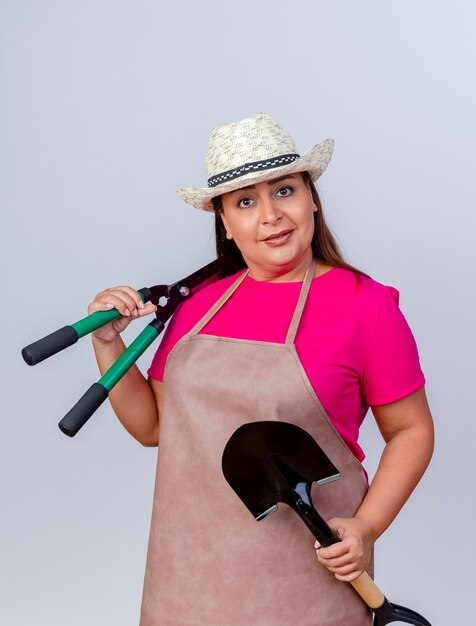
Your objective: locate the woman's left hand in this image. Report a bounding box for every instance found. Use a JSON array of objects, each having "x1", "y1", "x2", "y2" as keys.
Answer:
[{"x1": 315, "y1": 517, "x2": 375, "y2": 582}]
